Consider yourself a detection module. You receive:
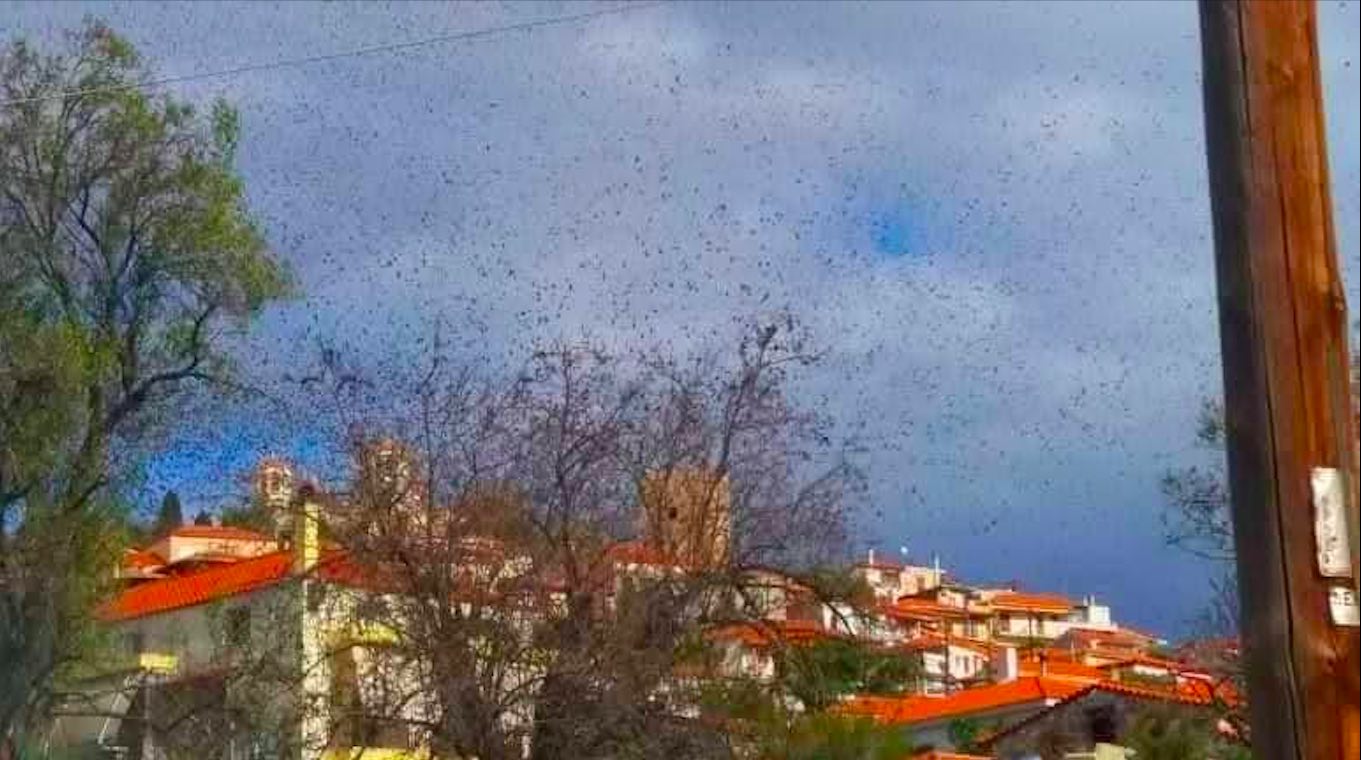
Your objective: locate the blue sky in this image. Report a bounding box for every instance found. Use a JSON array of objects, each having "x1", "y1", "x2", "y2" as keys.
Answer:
[{"x1": 6, "y1": 1, "x2": 1358, "y2": 637}]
